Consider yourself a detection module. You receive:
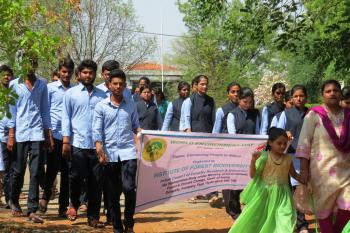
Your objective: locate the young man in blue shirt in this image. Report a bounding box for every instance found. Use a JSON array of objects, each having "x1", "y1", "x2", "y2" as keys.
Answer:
[
  {"x1": 7, "y1": 57, "x2": 54, "y2": 223},
  {"x1": 0, "y1": 65, "x2": 14, "y2": 209},
  {"x1": 39, "y1": 57, "x2": 75, "y2": 217},
  {"x1": 93, "y1": 69, "x2": 140, "y2": 233},
  {"x1": 62, "y1": 59, "x2": 107, "y2": 227}
]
